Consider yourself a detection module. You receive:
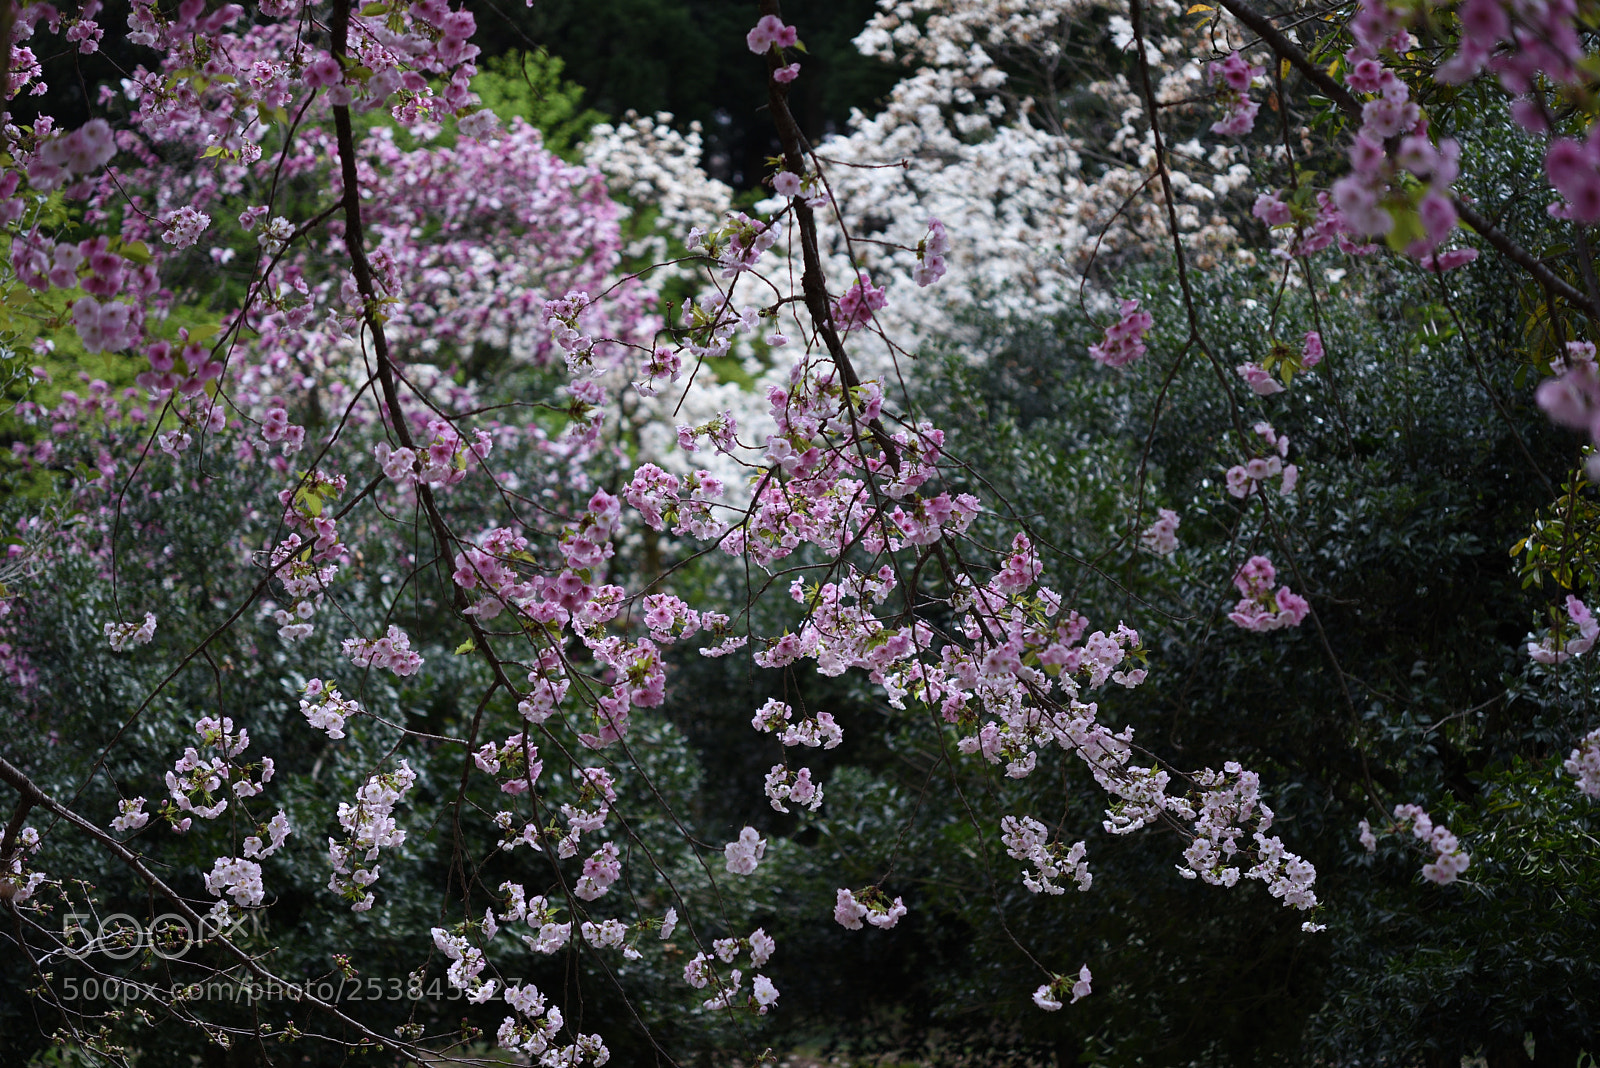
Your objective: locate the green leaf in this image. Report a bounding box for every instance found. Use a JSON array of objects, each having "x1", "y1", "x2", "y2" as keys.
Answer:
[{"x1": 1384, "y1": 206, "x2": 1425, "y2": 254}]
